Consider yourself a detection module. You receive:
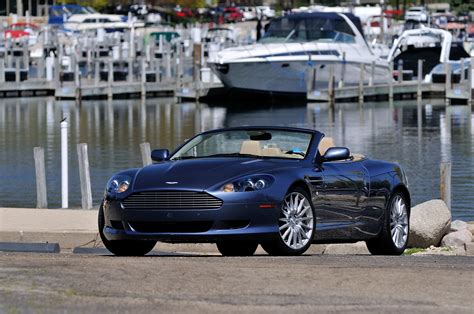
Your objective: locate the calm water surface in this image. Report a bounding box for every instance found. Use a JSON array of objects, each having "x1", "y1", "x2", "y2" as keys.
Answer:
[{"x1": 0, "y1": 97, "x2": 473, "y2": 220}]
